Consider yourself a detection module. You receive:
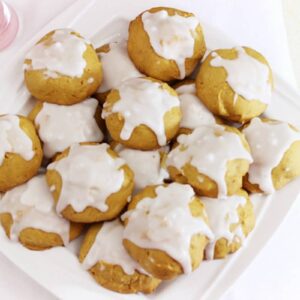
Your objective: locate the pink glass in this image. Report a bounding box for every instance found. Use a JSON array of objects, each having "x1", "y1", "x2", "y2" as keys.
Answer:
[{"x1": 0, "y1": 1, "x2": 18, "y2": 50}]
